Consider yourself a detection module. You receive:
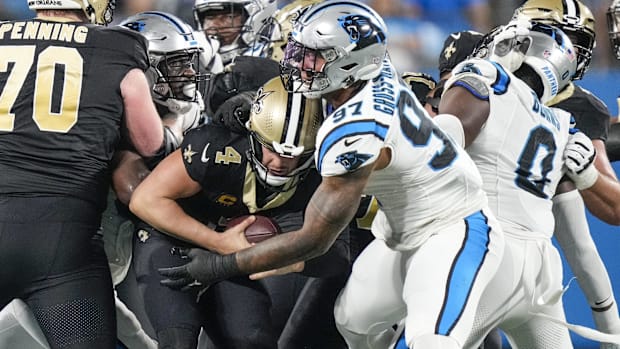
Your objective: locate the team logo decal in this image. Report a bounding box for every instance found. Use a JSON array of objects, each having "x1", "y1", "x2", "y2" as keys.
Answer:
[
  {"x1": 456, "y1": 62, "x2": 482, "y2": 75},
  {"x1": 183, "y1": 144, "x2": 197, "y2": 164},
  {"x1": 252, "y1": 87, "x2": 274, "y2": 115},
  {"x1": 335, "y1": 151, "x2": 372, "y2": 171},
  {"x1": 122, "y1": 20, "x2": 145, "y2": 32},
  {"x1": 216, "y1": 194, "x2": 238, "y2": 206},
  {"x1": 443, "y1": 41, "x2": 457, "y2": 60},
  {"x1": 338, "y1": 15, "x2": 386, "y2": 50},
  {"x1": 137, "y1": 229, "x2": 150, "y2": 243}
]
